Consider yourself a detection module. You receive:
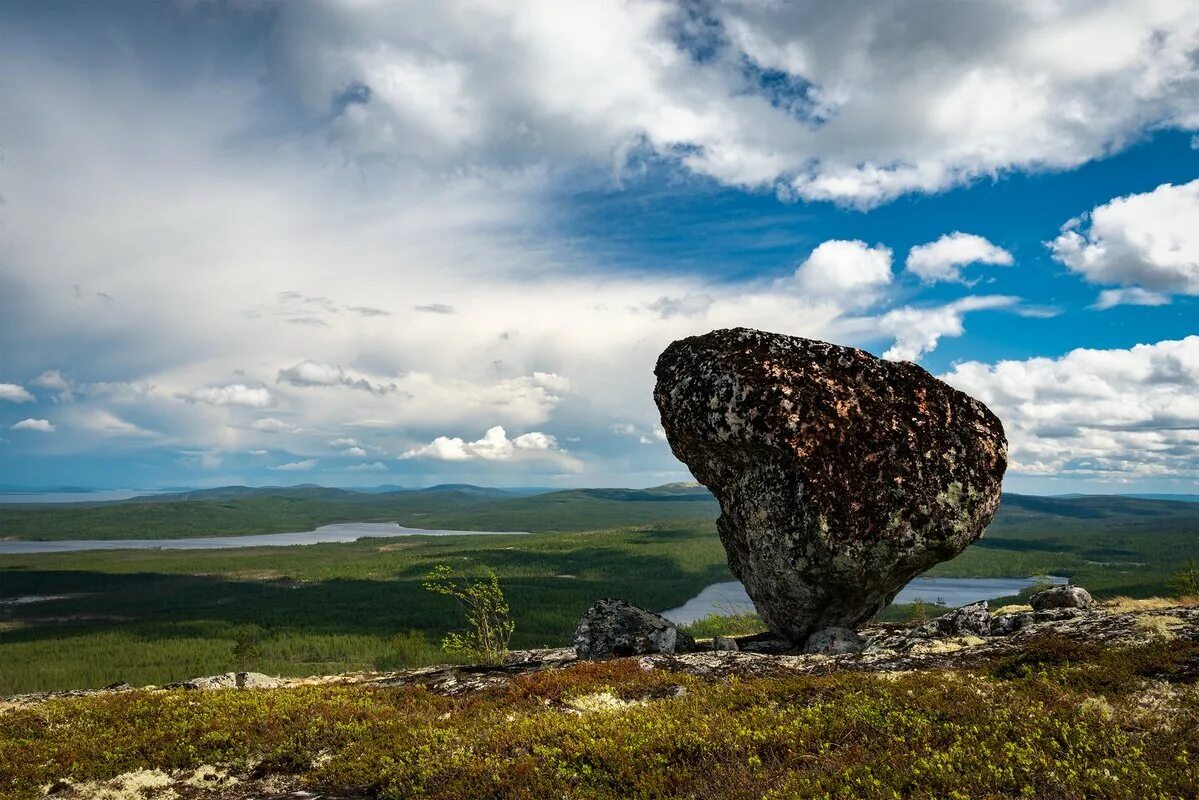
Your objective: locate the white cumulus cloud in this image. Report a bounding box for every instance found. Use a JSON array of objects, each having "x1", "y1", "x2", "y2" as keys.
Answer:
[
  {"x1": 184, "y1": 384, "x2": 275, "y2": 408},
  {"x1": 401, "y1": 425, "x2": 578, "y2": 468},
  {"x1": 11, "y1": 418, "x2": 55, "y2": 432},
  {"x1": 878, "y1": 296, "x2": 1019, "y2": 362},
  {"x1": 0, "y1": 383, "x2": 34, "y2": 403},
  {"x1": 31, "y1": 370, "x2": 71, "y2": 391},
  {"x1": 789, "y1": 240, "x2": 893, "y2": 305},
  {"x1": 941, "y1": 336, "x2": 1199, "y2": 480},
  {"x1": 1049, "y1": 179, "x2": 1199, "y2": 301},
  {"x1": 270, "y1": 1, "x2": 1199, "y2": 206},
  {"x1": 906, "y1": 233, "x2": 1013, "y2": 284}
]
